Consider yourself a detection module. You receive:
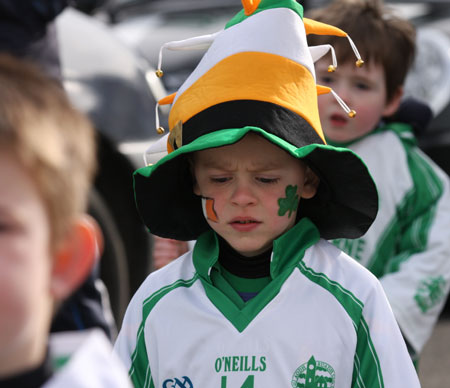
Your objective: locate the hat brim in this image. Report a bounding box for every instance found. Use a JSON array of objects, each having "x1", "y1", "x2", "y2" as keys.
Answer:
[{"x1": 134, "y1": 126, "x2": 378, "y2": 240}]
